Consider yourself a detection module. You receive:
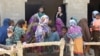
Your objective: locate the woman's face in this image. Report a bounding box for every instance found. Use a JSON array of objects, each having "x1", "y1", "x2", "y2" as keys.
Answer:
[
  {"x1": 39, "y1": 7, "x2": 44, "y2": 13},
  {"x1": 58, "y1": 6, "x2": 62, "y2": 12},
  {"x1": 62, "y1": 29, "x2": 67, "y2": 34},
  {"x1": 51, "y1": 27, "x2": 56, "y2": 32},
  {"x1": 11, "y1": 22, "x2": 14, "y2": 26}
]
